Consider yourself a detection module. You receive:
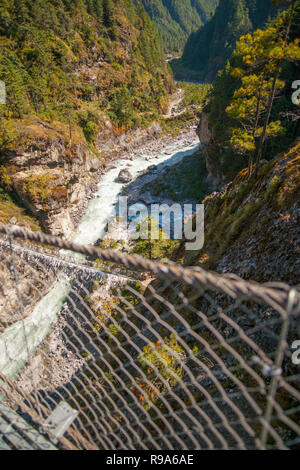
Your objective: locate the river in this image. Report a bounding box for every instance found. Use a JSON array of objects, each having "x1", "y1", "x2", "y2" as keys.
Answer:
[{"x1": 0, "y1": 132, "x2": 200, "y2": 380}]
